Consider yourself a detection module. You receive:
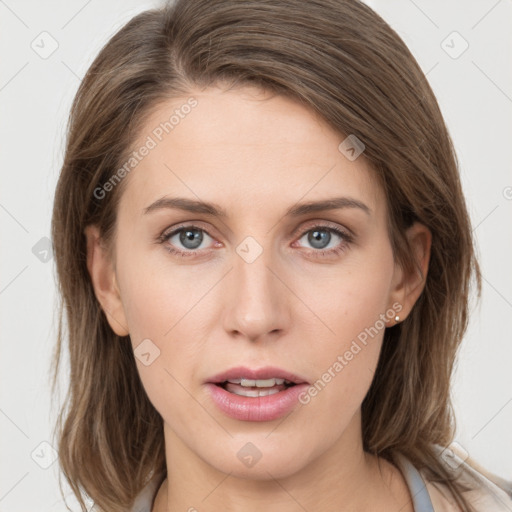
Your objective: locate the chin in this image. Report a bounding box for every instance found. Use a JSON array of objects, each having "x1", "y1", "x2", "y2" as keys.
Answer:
[{"x1": 200, "y1": 436, "x2": 313, "y2": 481}]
